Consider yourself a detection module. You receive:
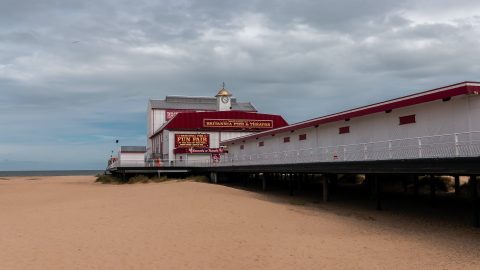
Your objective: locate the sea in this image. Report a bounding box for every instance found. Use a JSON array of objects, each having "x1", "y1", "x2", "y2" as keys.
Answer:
[{"x1": 0, "y1": 170, "x2": 103, "y2": 177}]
